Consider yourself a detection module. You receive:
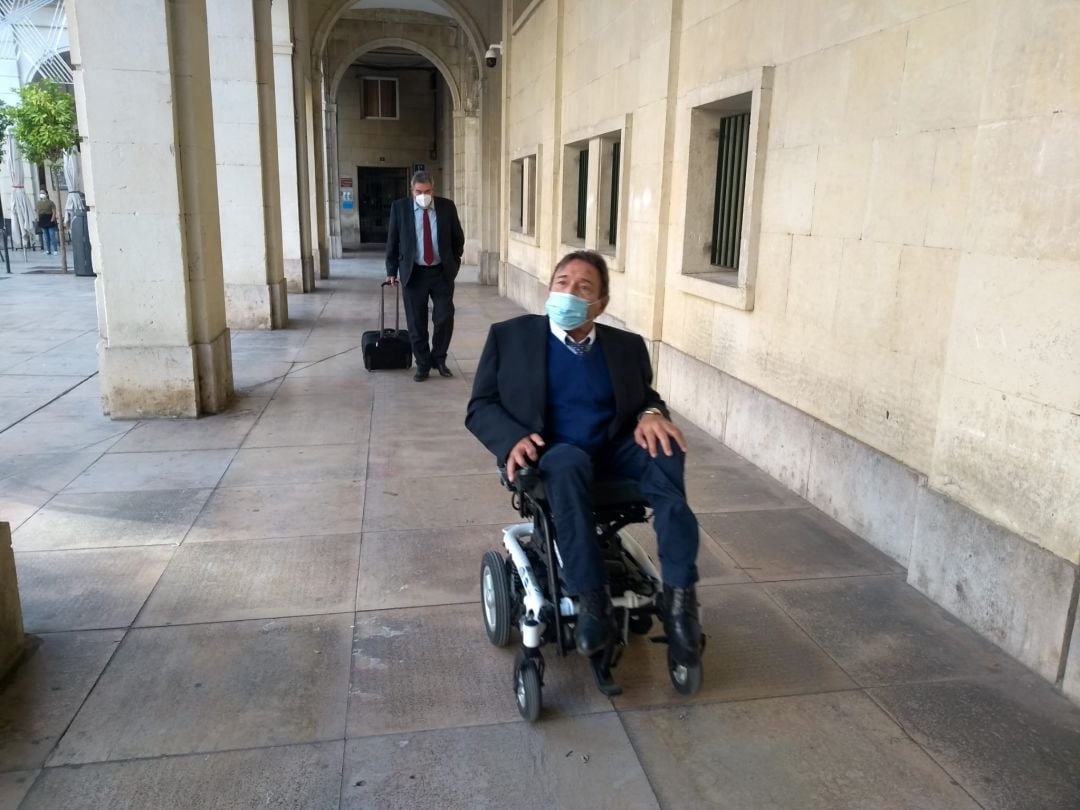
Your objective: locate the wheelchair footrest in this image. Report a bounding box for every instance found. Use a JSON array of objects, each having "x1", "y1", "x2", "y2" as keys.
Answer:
[{"x1": 589, "y1": 651, "x2": 624, "y2": 697}]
